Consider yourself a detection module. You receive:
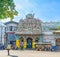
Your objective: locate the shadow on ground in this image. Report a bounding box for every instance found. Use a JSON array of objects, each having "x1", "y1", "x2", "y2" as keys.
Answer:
[{"x1": 9, "y1": 55, "x2": 18, "y2": 57}]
